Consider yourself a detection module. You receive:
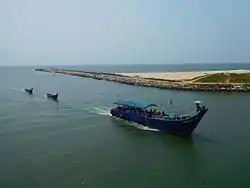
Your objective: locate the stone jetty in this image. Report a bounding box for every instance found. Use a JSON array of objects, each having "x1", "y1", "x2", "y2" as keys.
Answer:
[{"x1": 35, "y1": 68, "x2": 250, "y2": 93}]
